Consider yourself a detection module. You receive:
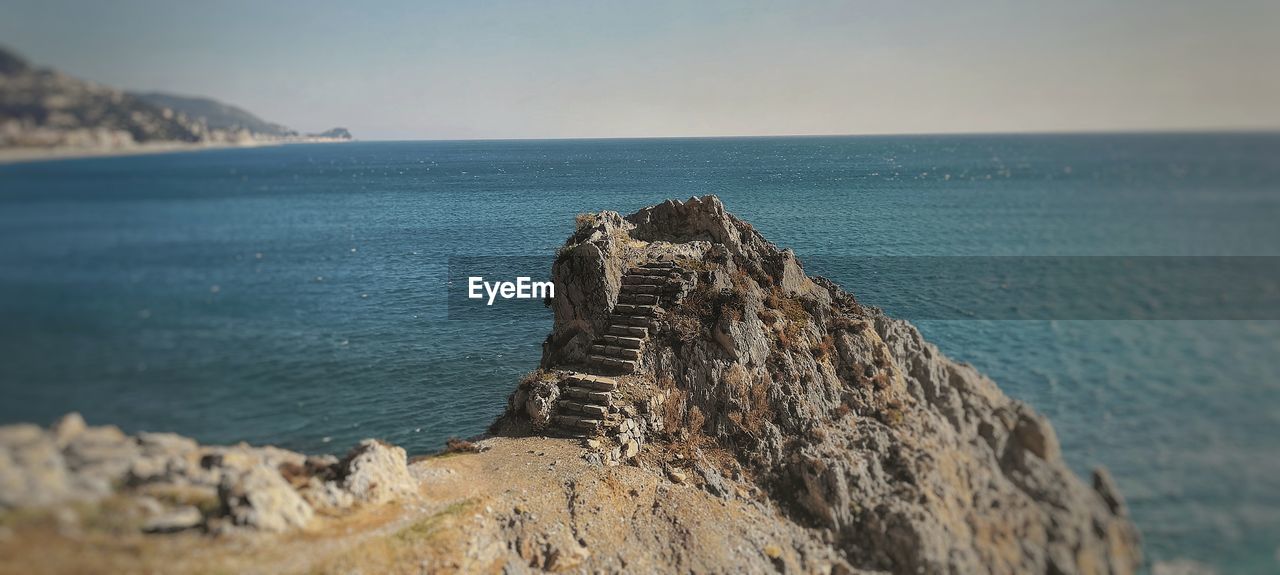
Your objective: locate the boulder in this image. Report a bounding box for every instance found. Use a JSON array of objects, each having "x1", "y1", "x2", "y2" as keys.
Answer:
[
  {"x1": 338, "y1": 439, "x2": 418, "y2": 504},
  {"x1": 0, "y1": 424, "x2": 74, "y2": 507},
  {"x1": 217, "y1": 464, "x2": 314, "y2": 532}
]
